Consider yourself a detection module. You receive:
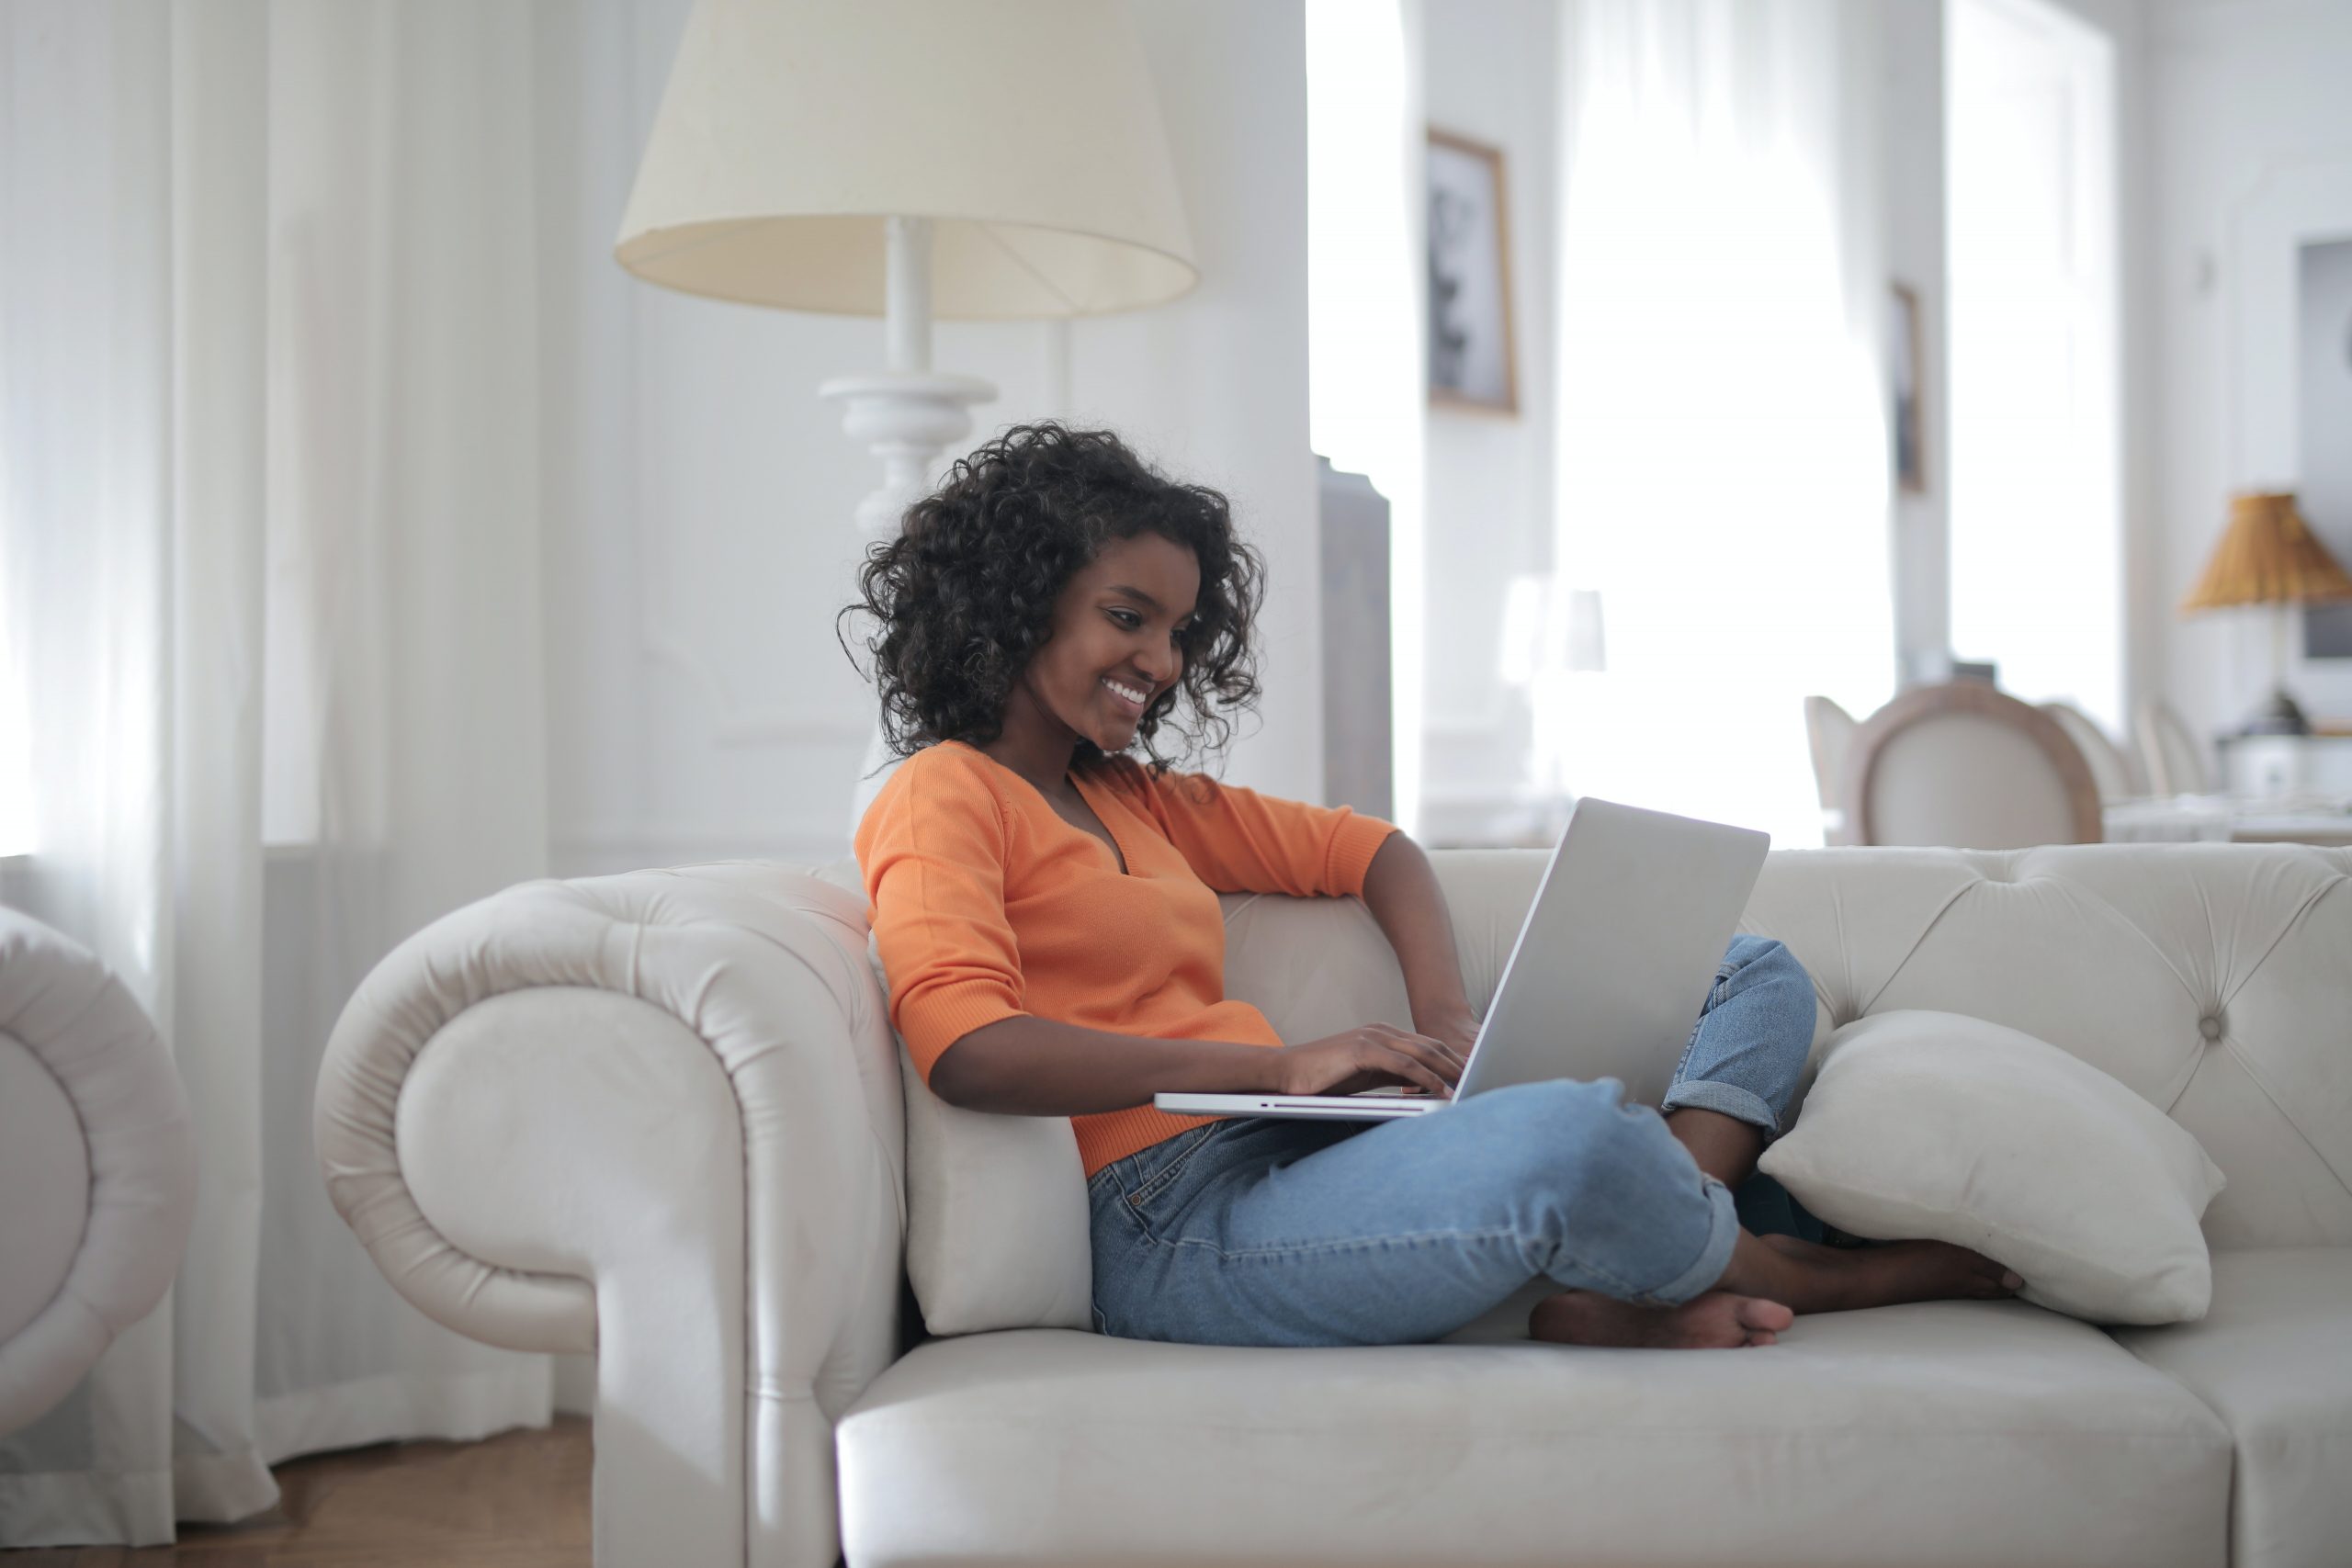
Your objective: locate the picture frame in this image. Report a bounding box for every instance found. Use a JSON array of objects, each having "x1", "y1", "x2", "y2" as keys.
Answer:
[
  {"x1": 1426, "y1": 128, "x2": 1519, "y2": 415},
  {"x1": 2297, "y1": 235, "x2": 2352, "y2": 656},
  {"x1": 1888, "y1": 280, "x2": 1927, "y2": 494}
]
